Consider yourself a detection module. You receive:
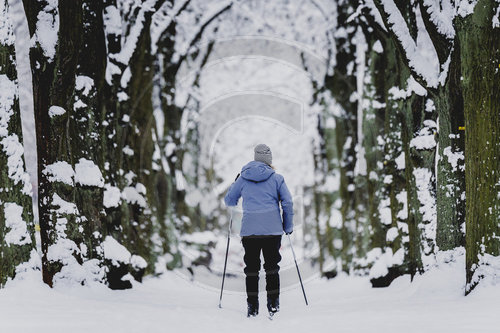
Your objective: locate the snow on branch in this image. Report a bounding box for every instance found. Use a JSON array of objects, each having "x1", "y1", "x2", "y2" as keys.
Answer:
[
  {"x1": 456, "y1": 0, "x2": 479, "y2": 17},
  {"x1": 420, "y1": 0, "x2": 455, "y2": 38},
  {"x1": 150, "y1": 0, "x2": 192, "y2": 53},
  {"x1": 109, "y1": 0, "x2": 157, "y2": 65},
  {"x1": 417, "y1": 0, "x2": 455, "y2": 67},
  {"x1": 373, "y1": 0, "x2": 441, "y2": 88},
  {"x1": 363, "y1": 0, "x2": 388, "y2": 32},
  {"x1": 493, "y1": 1, "x2": 500, "y2": 28}
]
